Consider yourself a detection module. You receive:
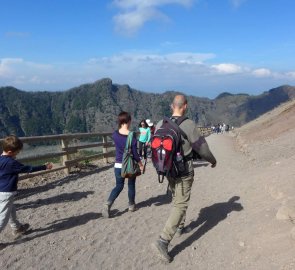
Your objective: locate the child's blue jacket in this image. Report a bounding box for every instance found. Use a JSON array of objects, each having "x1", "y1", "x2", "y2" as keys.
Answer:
[{"x1": 0, "y1": 155, "x2": 46, "y2": 192}]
